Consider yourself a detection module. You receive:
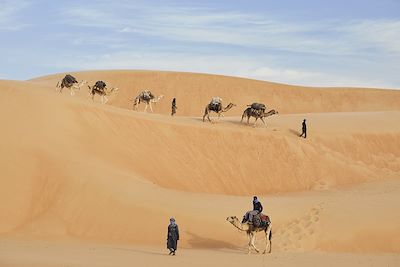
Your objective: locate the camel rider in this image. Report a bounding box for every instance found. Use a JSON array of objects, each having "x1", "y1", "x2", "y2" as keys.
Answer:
[{"x1": 248, "y1": 196, "x2": 263, "y2": 224}]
